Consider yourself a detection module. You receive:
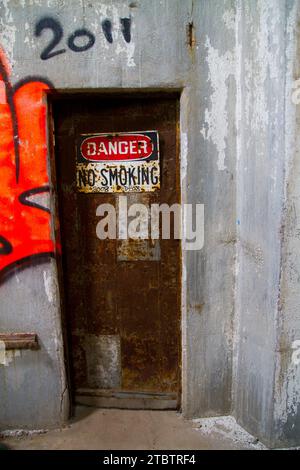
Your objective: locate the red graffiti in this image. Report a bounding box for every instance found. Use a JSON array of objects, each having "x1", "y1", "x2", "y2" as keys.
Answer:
[{"x1": 0, "y1": 48, "x2": 56, "y2": 274}]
